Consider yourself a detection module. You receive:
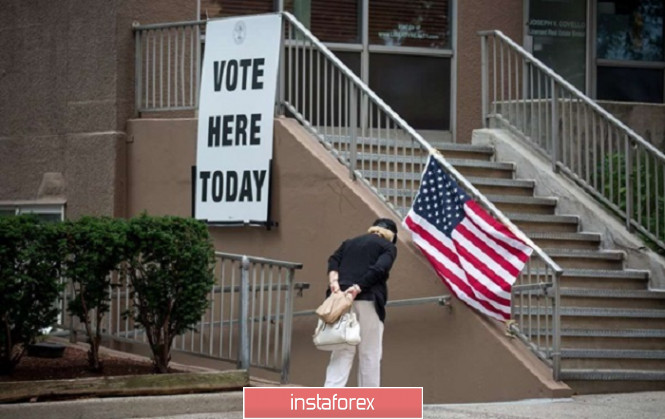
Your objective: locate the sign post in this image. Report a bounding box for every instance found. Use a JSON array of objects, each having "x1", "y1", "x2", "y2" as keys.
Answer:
[{"x1": 194, "y1": 14, "x2": 282, "y2": 225}]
